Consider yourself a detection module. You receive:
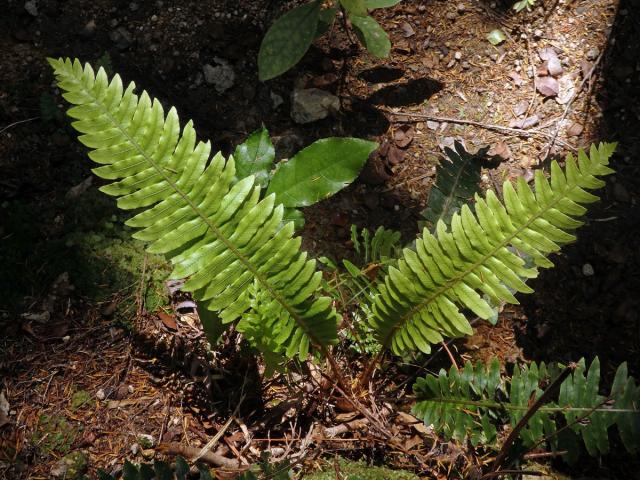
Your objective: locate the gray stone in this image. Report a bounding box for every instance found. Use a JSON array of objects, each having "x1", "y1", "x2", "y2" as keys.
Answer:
[
  {"x1": 203, "y1": 58, "x2": 235, "y2": 93},
  {"x1": 290, "y1": 88, "x2": 339, "y2": 124},
  {"x1": 586, "y1": 48, "x2": 599, "y2": 61},
  {"x1": 109, "y1": 27, "x2": 132, "y2": 50},
  {"x1": 24, "y1": 0, "x2": 38, "y2": 16}
]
